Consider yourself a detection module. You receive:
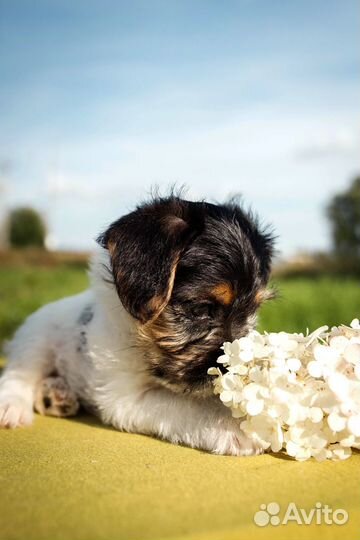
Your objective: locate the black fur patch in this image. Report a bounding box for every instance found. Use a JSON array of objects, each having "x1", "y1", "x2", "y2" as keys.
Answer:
[
  {"x1": 77, "y1": 305, "x2": 94, "y2": 326},
  {"x1": 76, "y1": 305, "x2": 93, "y2": 354},
  {"x1": 97, "y1": 197, "x2": 205, "y2": 323}
]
